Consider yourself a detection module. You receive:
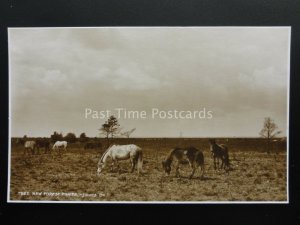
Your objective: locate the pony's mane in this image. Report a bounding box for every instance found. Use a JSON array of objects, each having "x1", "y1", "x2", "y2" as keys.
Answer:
[
  {"x1": 165, "y1": 148, "x2": 180, "y2": 163},
  {"x1": 99, "y1": 144, "x2": 115, "y2": 163}
]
